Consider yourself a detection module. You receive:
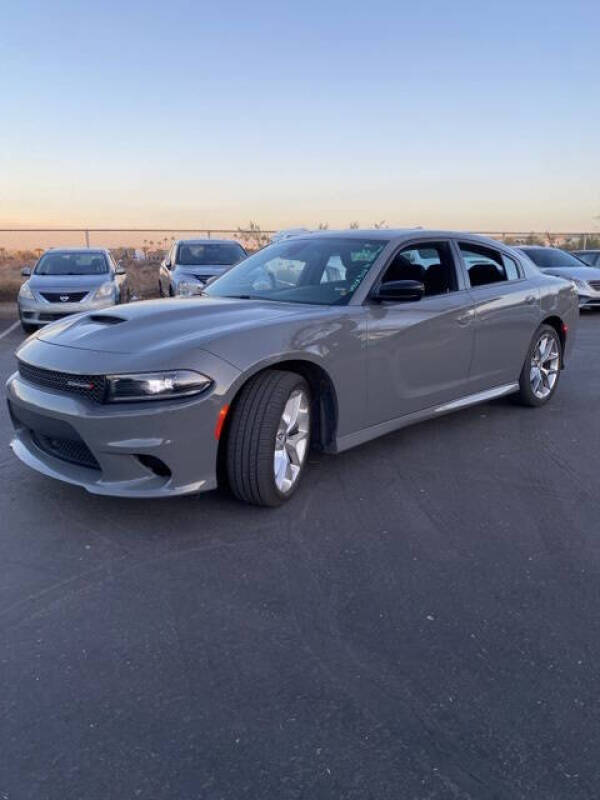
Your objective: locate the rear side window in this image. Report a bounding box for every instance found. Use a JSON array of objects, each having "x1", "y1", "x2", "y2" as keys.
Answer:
[{"x1": 459, "y1": 243, "x2": 520, "y2": 288}]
